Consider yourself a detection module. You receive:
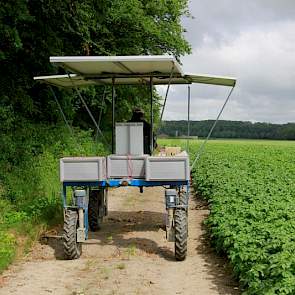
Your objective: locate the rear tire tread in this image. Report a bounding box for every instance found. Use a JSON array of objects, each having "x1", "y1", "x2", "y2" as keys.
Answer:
[
  {"x1": 174, "y1": 190, "x2": 188, "y2": 261},
  {"x1": 63, "y1": 210, "x2": 82, "y2": 260},
  {"x1": 88, "y1": 190, "x2": 103, "y2": 231},
  {"x1": 174, "y1": 208, "x2": 187, "y2": 261}
]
